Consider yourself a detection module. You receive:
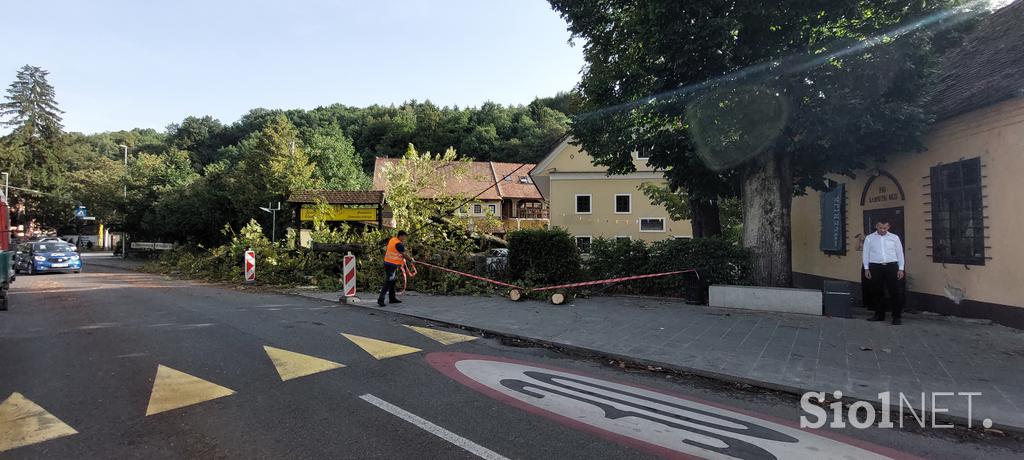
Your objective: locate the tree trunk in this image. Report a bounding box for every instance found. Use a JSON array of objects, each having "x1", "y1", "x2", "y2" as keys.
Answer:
[
  {"x1": 741, "y1": 151, "x2": 793, "y2": 287},
  {"x1": 689, "y1": 199, "x2": 722, "y2": 238}
]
